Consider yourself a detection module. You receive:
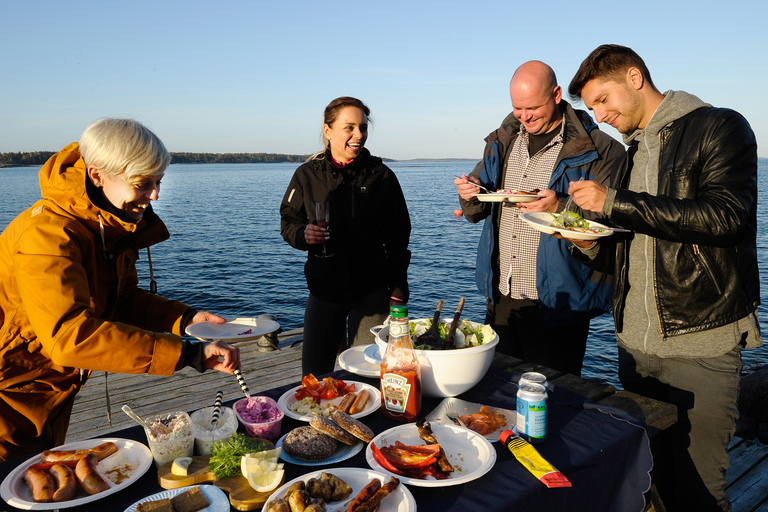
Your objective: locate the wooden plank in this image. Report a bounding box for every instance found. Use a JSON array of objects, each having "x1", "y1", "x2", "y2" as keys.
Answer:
[
  {"x1": 66, "y1": 345, "x2": 303, "y2": 442},
  {"x1": 728, "y1": 456, "x2": 768, "y2": 512},
  {"x1": 552, "y1": 373, "x2": 615, "y2": 402}
]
